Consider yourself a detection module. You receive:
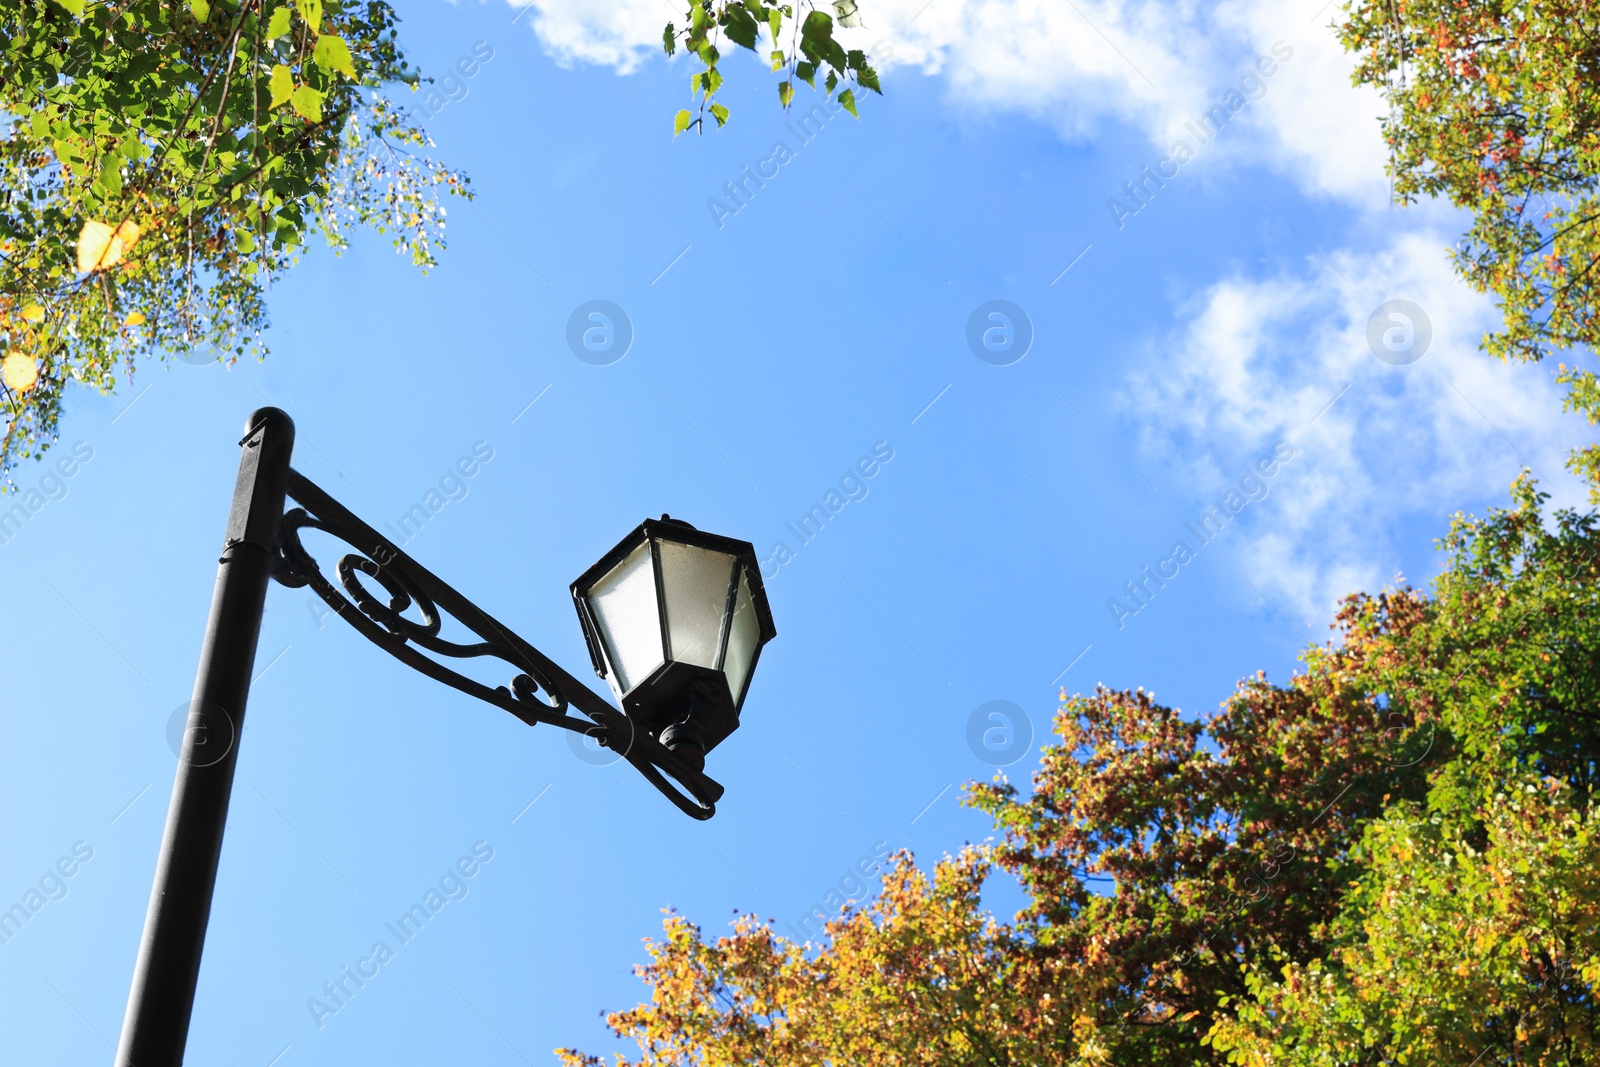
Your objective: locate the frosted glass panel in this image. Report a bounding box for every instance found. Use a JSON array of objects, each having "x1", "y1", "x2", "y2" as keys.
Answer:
[
  {"x1": 723, "y1": 568, "x2": 760, "y2": 705},
  {"x1": 588, "y1": 541, "x2": 662, "y2": 692},
  {"x1": 658, "y1": 540, "x2": 736, "y2": 669}
]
